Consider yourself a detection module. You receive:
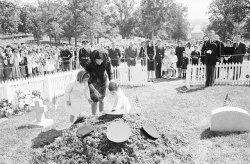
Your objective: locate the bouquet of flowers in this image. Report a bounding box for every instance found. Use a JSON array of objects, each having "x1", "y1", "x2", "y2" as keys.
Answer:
[
  {"x1": 16, "y1": 90, "x2": 43, "y2": 113},
  {"x1": 0, "y1": 99, "x2": 15, "y2": 117}
]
